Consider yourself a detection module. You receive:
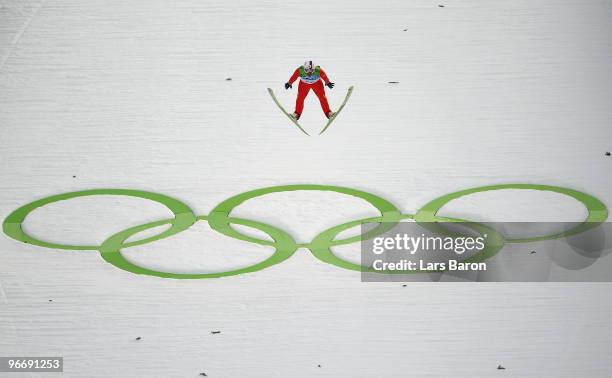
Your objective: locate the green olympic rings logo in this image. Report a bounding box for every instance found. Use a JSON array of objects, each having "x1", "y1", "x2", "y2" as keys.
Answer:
[{"x1": 2, "y1": 184, "x2": 608, "y2": 279}]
